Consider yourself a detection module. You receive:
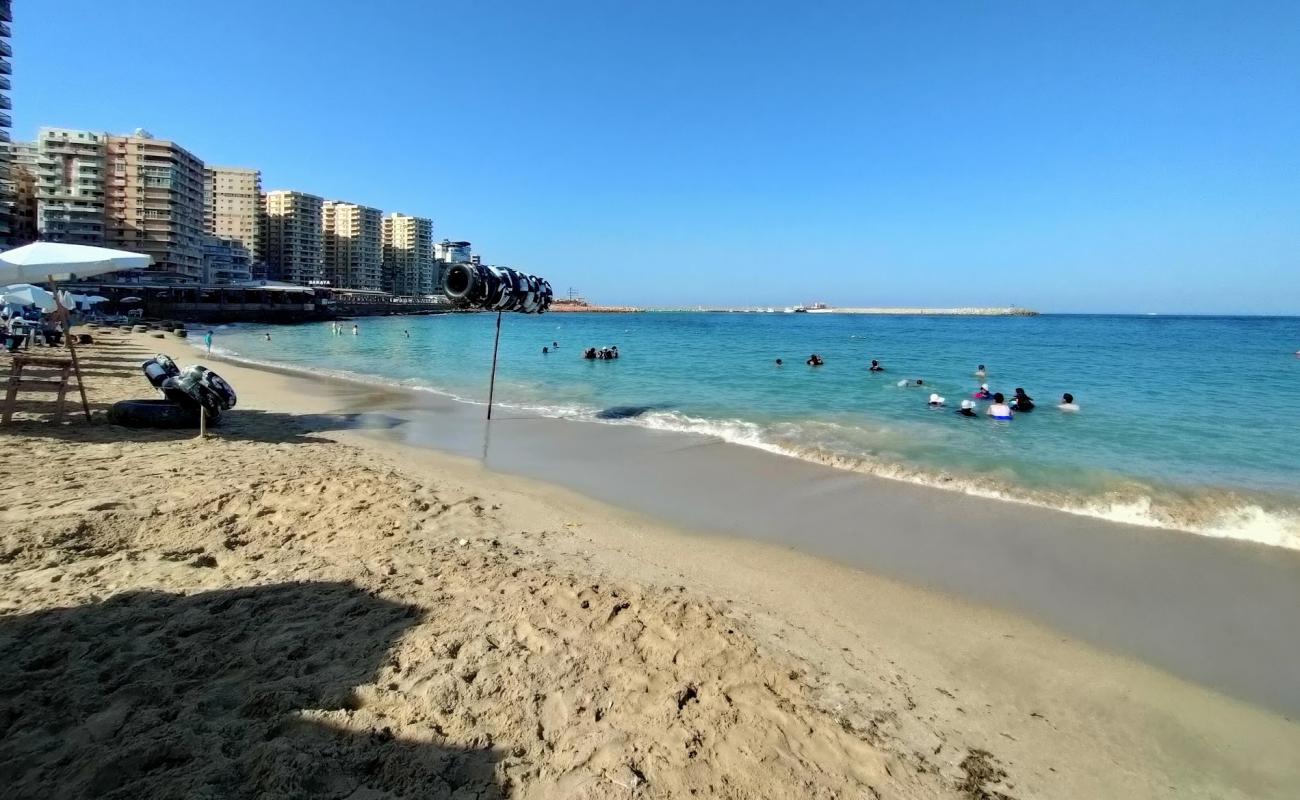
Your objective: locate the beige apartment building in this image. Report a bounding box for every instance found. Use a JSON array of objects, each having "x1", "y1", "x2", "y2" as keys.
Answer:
[
  {"x1": 104, "y1": 132, "x2": 206, "y2": 279},
  {"x1": 381, "y1": 212, "x2": 434, "y2": 296},
  {"x1": 263, "y1": 190, "x2": 324, "y2": 285},
  {"x1": 322, "y1": 200, "x2": 383, "y2": 291},
  {"x1": 204, "y1": 166, "x2": 263, "y2": 266},
  {"x1": 7, "y1": 140, "x2": 38, "y2": 244}
]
